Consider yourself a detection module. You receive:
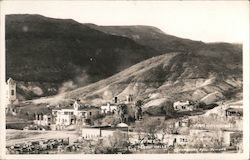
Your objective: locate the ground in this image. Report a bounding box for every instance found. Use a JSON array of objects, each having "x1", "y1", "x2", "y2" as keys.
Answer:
[{"x1": 6, "y1": 129, "x2": 80, "y2": 147}]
